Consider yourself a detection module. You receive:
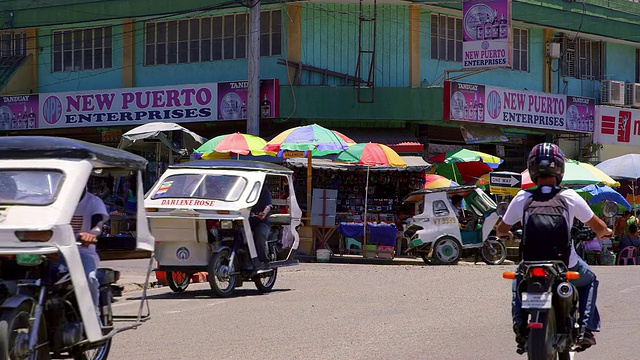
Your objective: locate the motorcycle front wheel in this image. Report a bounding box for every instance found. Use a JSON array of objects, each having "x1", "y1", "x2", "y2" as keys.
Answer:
[
  {"x1": 527, "y1": 307, "x2": 558, "y2": 360},
  {"x1": 0, "y1": 301, "x2": 48, "y2": 360},
  {"x1": 72, "y1": 286, "x2": 113, "y2": 360},
  {"x1": 253, "y1": 269, "x2": 277, "y2": 293},
  {"x1": 480, "y1": 238, "x2": 507, "y2": 265},
  {"x1": 208, "y1": 251, "x2": 238, "y2": 298}
]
